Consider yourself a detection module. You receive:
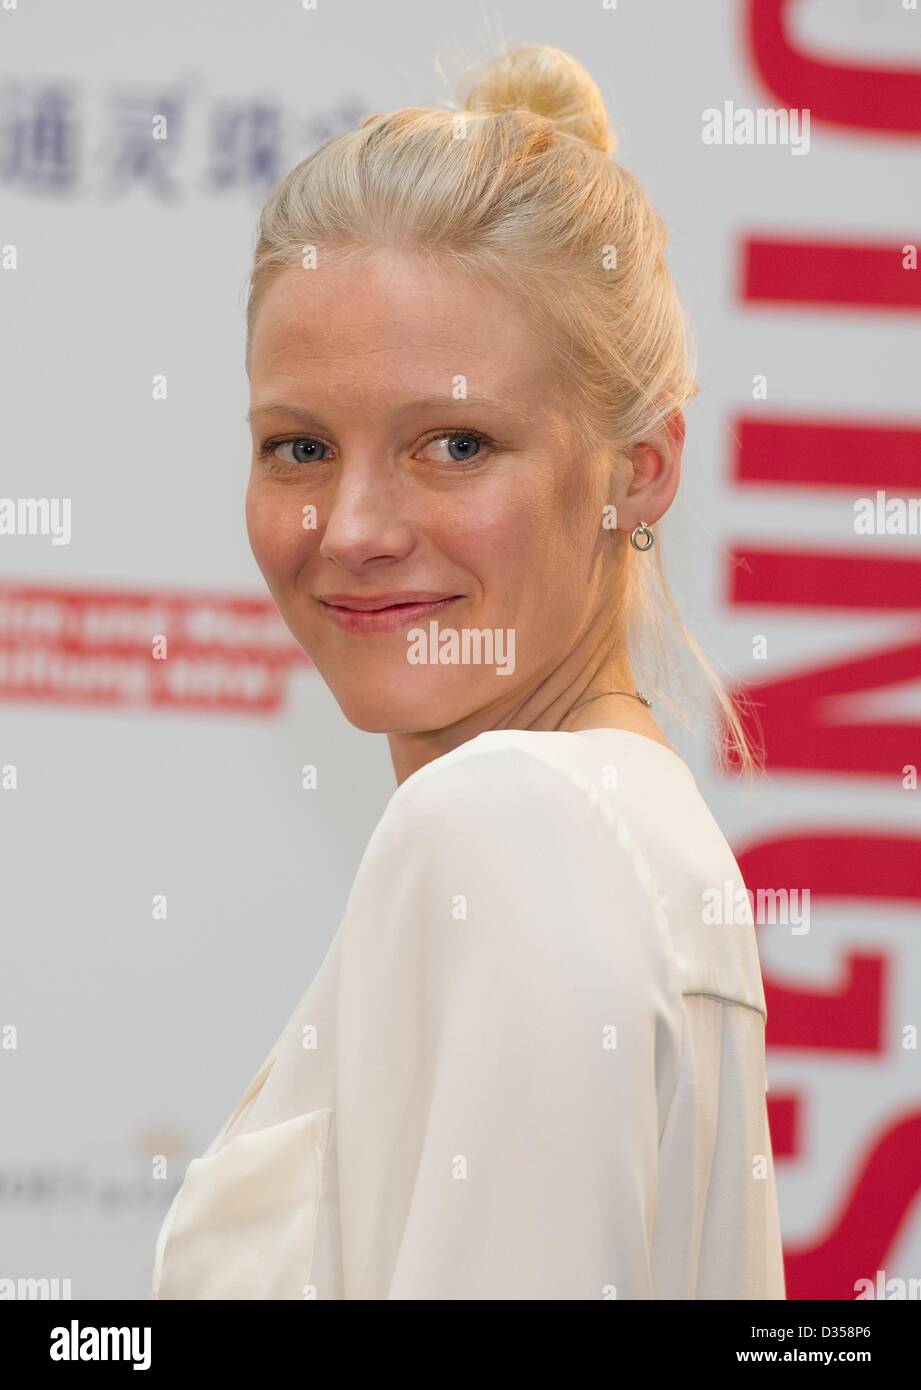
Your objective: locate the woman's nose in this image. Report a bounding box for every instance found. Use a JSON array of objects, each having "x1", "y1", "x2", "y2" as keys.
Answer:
[{"x1": 318, "y1": 463, "x2": 416, "y2": 569}]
